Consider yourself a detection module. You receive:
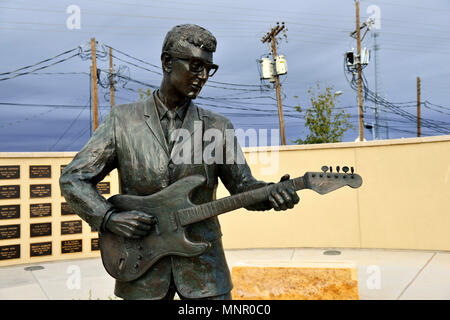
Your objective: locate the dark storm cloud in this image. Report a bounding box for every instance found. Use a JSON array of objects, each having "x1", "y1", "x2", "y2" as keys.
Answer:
[{"x1": 0, "y1": 0, "x2": 449, "y2": 151}]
